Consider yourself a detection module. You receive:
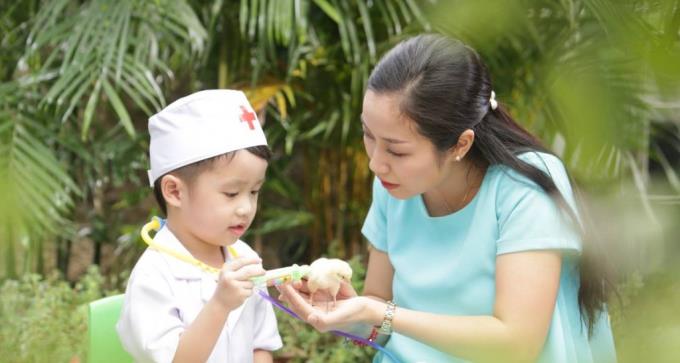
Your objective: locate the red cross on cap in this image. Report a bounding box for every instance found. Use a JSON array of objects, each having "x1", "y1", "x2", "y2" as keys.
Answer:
[{"x1": 240, "y1": 105, "x2": 257, "y2": 130}]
